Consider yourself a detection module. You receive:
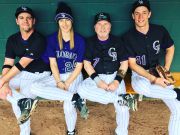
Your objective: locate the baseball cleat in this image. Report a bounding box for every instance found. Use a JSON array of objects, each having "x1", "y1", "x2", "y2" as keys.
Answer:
[
  {"x1": 118, "y1": 94, "x2": 138, "y2": 111},
  {"x1": 67, "y1": 129, "x2": 76, "y2": 135},
  {"x1": 17, "y1": 98, "x2": 38, "y2": 124},
  {"x1": 72, "y1": 94, "x2": 89, "y2": 119}
]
